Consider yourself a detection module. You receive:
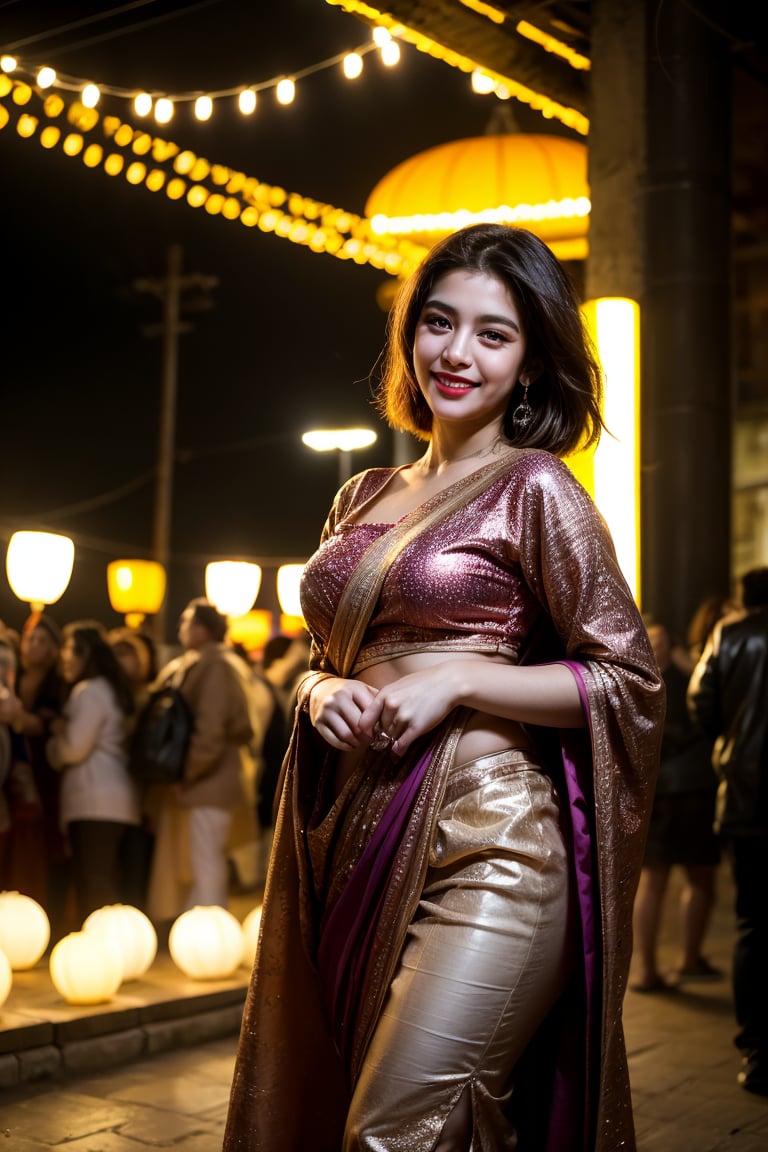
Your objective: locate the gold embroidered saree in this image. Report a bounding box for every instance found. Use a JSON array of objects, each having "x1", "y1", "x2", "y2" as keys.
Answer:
[{"x1": 223, "y1": 451, "x2": 664, "y2": 1152}]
